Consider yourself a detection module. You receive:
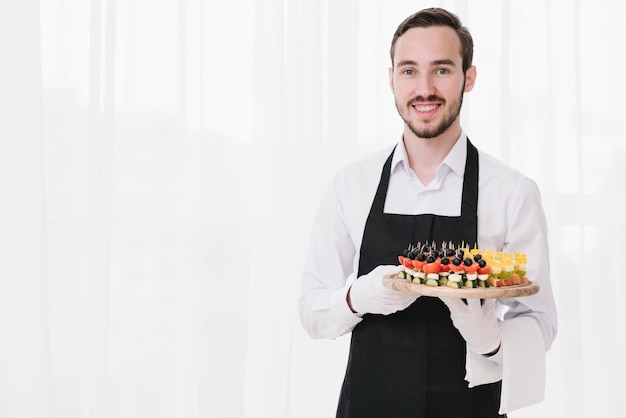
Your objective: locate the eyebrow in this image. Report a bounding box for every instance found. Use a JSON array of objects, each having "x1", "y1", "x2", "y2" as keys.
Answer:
[{"x1": 395, "y1": 59, "x2": 457, "y2": 68}]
